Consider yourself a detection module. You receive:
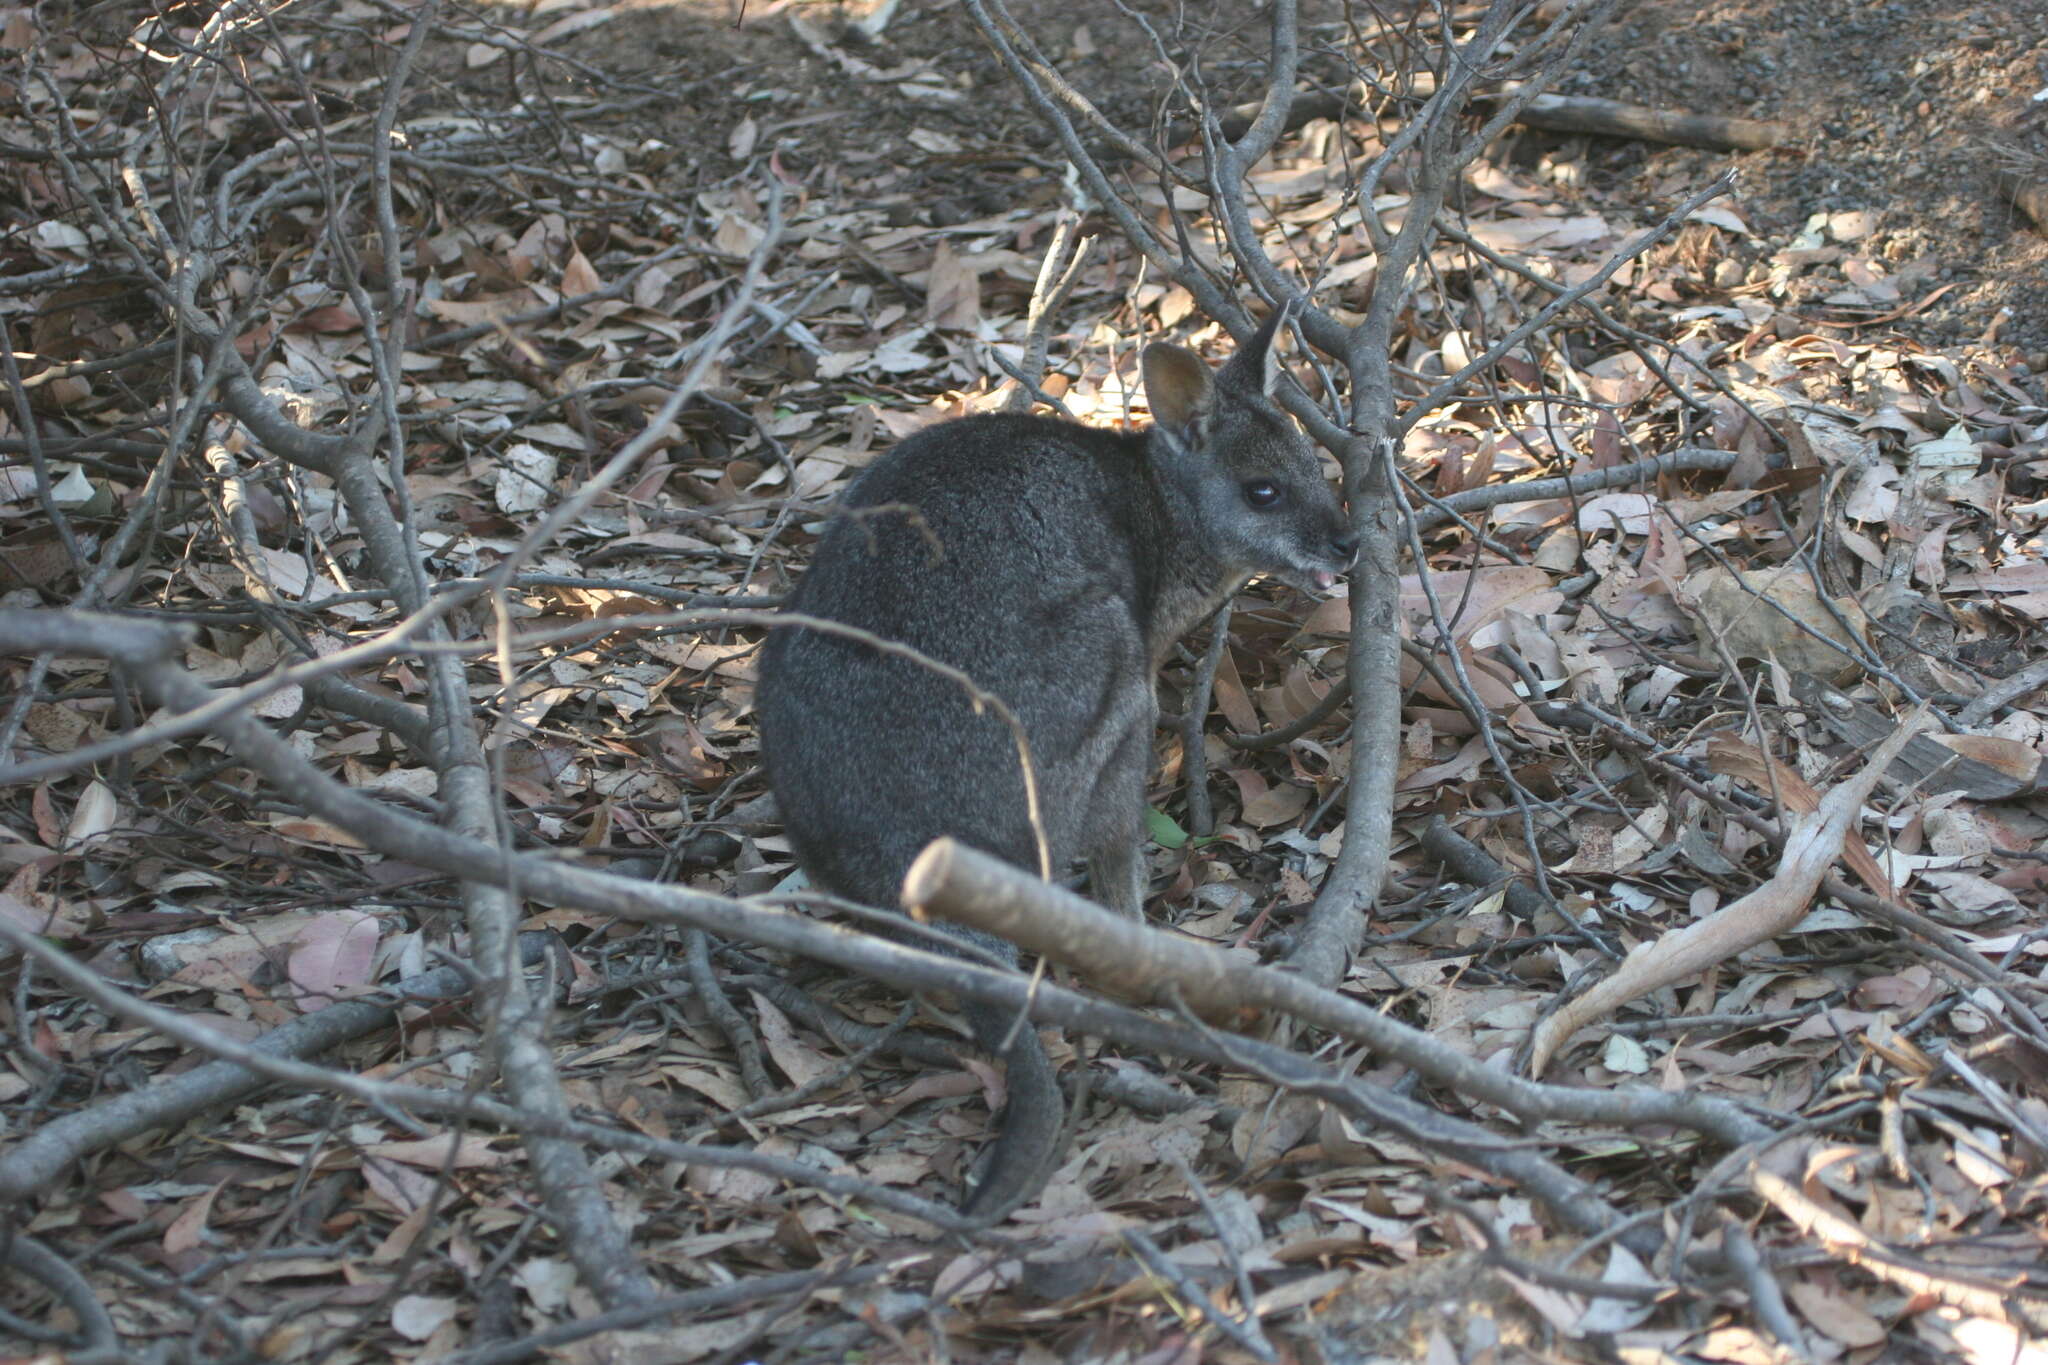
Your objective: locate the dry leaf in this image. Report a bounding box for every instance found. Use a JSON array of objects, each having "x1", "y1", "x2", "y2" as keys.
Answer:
[
  {"x1": 748, "y1": 989, "x2": 836, "y2": 1087},
  {"x1": 363, "y1": 1134, "x2": 511, "y2": 1169},
  {"x1": 495, "y1": 443, "x2": 557, "y2": 513},
  {"x1": 1687, "y1": 564, "x2": 1870, "y2": 683},
  {"x1": 287, "y1": 910, "x2": 381, "y2": 1010},
  {"x1": 62, "y1": 778, "x2": 119, "y2": 850},
  {"x1": 924, "y1": 240, "x2": 980, "y2": 331},
  {"x1": 391, "y1": 1295, "x2": 462, "y2": 1342},
  {"x1": 1241, "y1": 782, "x2": 1310, "y2": 828},
  {"x1": 162, "y1": 1180, "x2": 226, "y2": 1256}
]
